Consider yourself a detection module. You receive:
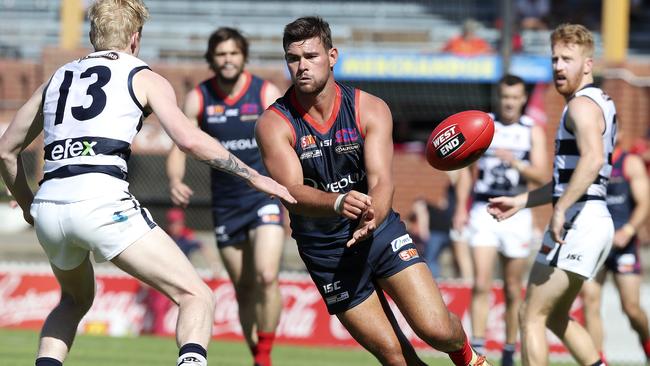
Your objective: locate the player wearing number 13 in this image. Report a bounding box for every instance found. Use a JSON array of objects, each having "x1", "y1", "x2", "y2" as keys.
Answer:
[{"x1": 0, "y1": 1, "x2": 295, "y2": 366}]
